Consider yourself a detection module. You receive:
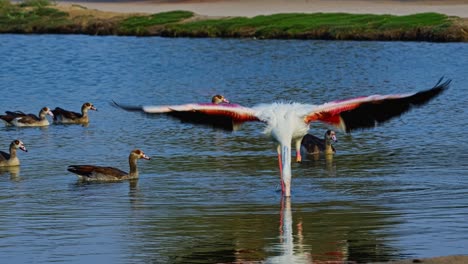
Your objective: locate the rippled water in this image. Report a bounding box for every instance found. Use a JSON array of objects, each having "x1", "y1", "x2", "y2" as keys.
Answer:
[{"x1": 0, "y1": 35, "x2": 467, "y2": 263}]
